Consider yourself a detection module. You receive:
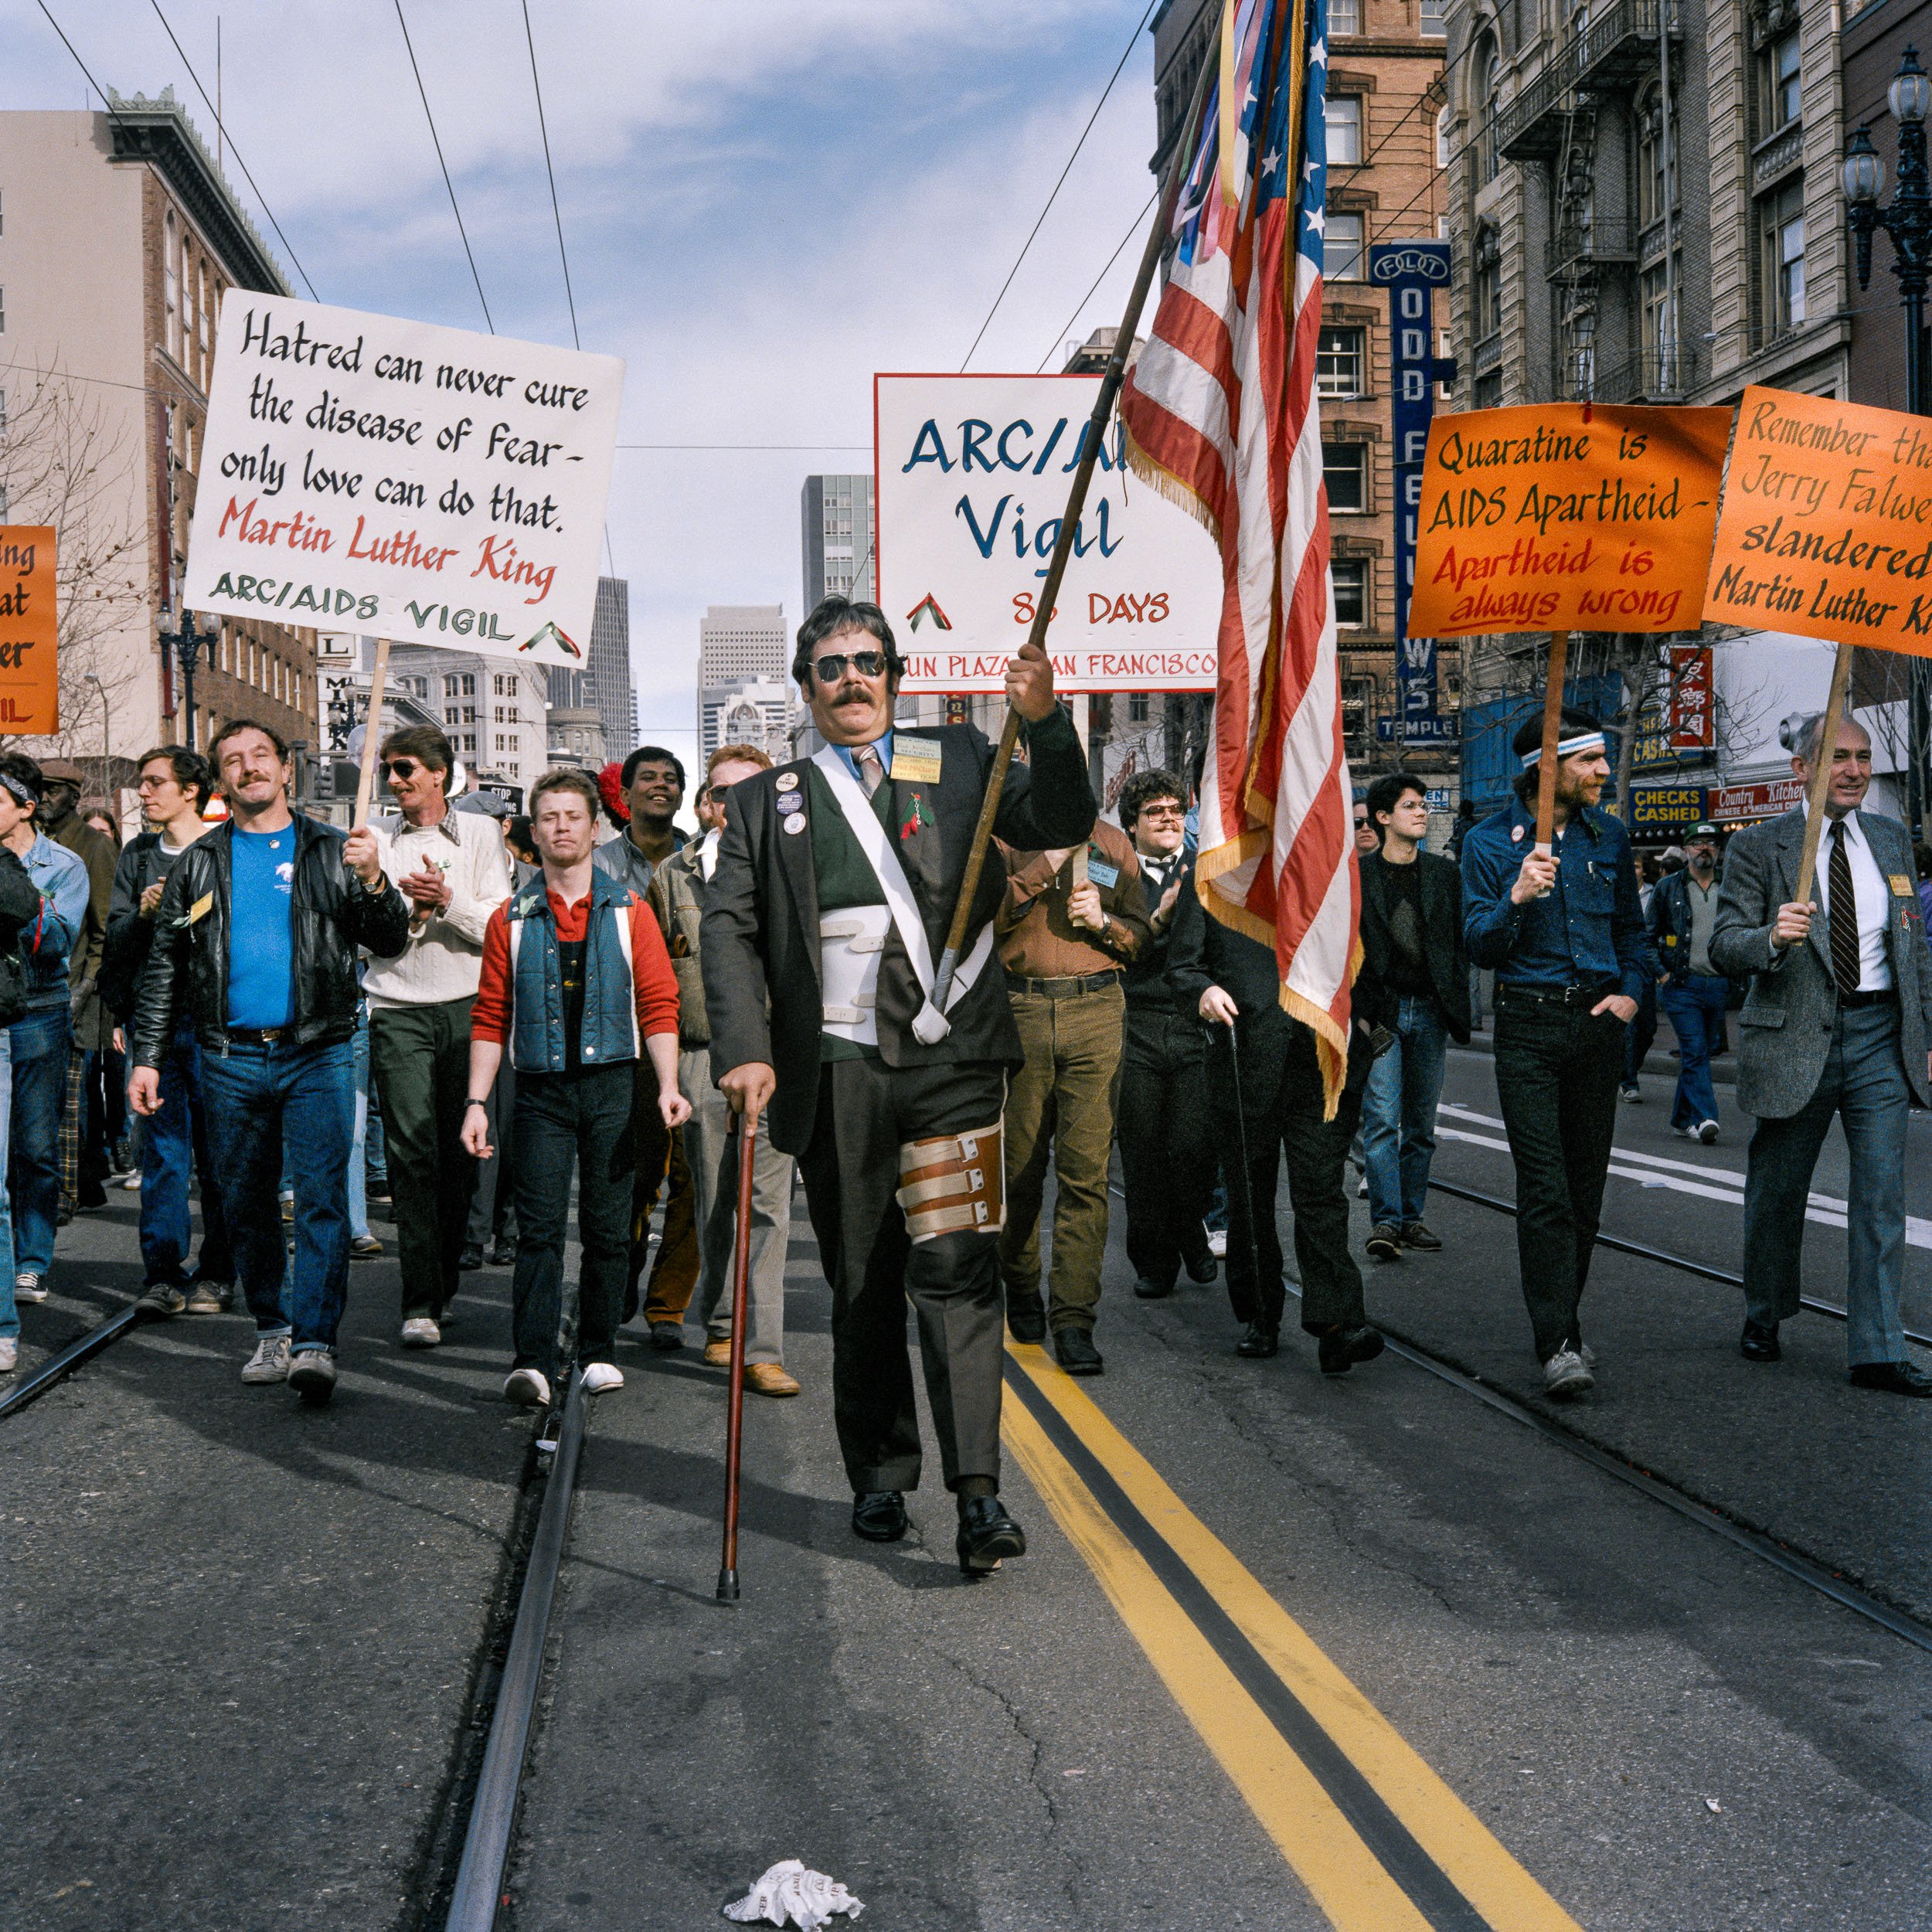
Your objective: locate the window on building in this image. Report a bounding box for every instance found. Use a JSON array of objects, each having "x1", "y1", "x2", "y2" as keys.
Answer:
[
  {"x1": 1475, "y1": 223, "x2": 1502, "y2": 338},
  {"x1": 1323, "y1": 442, "x2": 1368, "y2": 512},
  {"x1": 1437, "y1": 106, "x2": 1452, "y2": 168},
  {"x1": 1316, "y1": 326, "x2": 1366, "y2": 396},
  {"x1": 462, "y1": 675, "x2": 475, "y2": 695},
  {"x1": 164, "y1": 213, "x2": 179, "y2": 355},
  {"x1": 1420, "y1": 0, "x2": 1446, "y2": 35},
  {"x1": 1757, "y1": 179, "x2": 1805, "y2": 339},
  {"x1": 1762, "y1": 29, "x2": 1800, "y2": 135},
  {"x1": 1478, "y1": 37, "x2": 1502, "y2": 185},
  {"x1": 494, "y1": 674, "x2": 508, "y2": 695},
  {"x1": 181, "y1": 247, "x2": 196, "y2": 364},
  {"x1": 199, "y1": 264, "x2": 211, "y2": 359},
  {"x1": 1637, "y1": 91, "x2": 1679, "y2": 230},
  {"x1": 463, "y1": 734, "x2": 476, "y2": 753},
  {"x1": 1328, "y1": 97, "x2": 1362, "y2": 165},
  {"x1": 1128, "y1": 692, "x2": 1151, "y2": 723},
  {"x1": 445, "y1": 707, "x2": 460, "y2": 725},
  {"x1": 1640, "y1": 254, "x2": 1682, "y2": 372},
  {"x1": 445, "y1": 674, "x2": 460, "y2": 696},
  {"x1": 1325, "y1": 212, "x2": 1365, "y2": 281},
  {"x1": 1332, "y1": 559, "x2": 1369, "y2": 628},
  {"x1": 1330, "y1": 0, "x2": 1360, "y2": 30}
]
